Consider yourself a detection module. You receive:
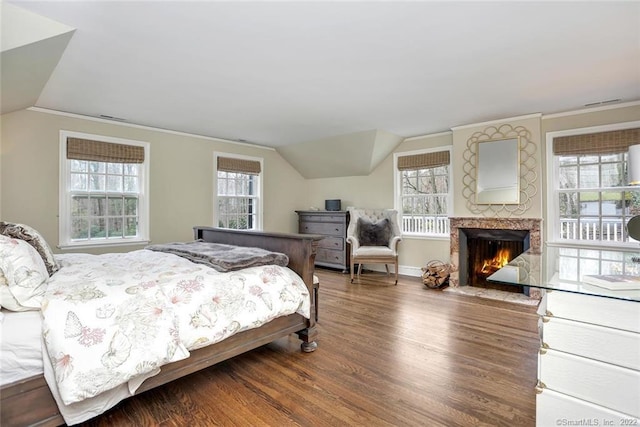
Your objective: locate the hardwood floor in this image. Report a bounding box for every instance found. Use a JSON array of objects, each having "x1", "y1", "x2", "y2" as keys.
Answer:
[{"x1": 81, "y1": 269, "x2": 539, "y2": 427}]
